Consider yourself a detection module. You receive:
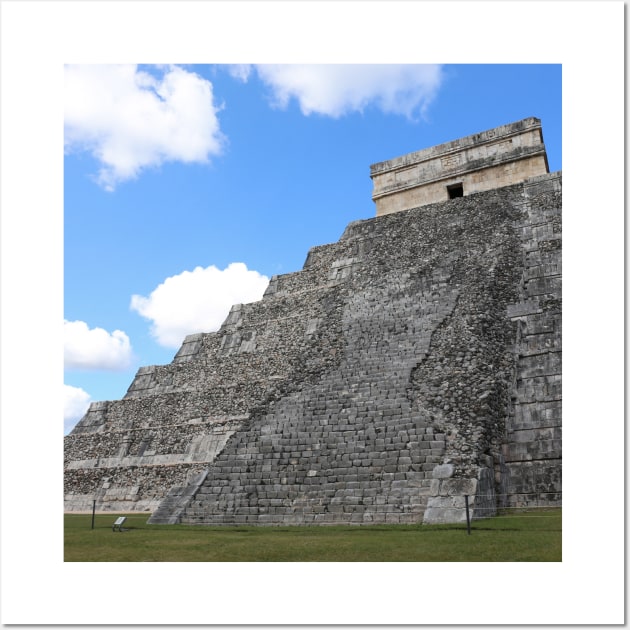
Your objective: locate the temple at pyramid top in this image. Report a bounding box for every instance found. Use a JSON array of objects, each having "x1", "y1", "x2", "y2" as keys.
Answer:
[{"x1": 370, "y1": 117, "x2": 550, "y2": 216}]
